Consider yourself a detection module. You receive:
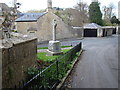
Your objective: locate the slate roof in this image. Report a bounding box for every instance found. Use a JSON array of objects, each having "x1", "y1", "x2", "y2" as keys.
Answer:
[
  {"x1": 84, "y1": 23, "x2": 102, "y2": 29},
  {"x1": 15, "y1": 12, "x2": 47, "y2": 22}
]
